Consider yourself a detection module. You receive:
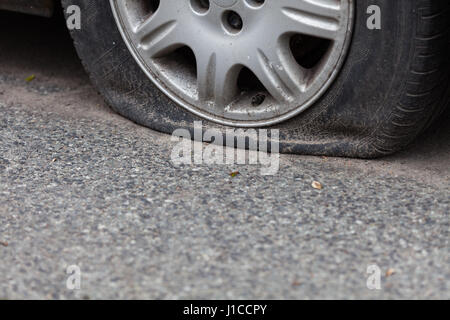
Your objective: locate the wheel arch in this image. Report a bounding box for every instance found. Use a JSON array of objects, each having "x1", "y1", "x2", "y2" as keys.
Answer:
[{"x1": 0, "y1": 0, "x2": 55, "y2": 17}]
